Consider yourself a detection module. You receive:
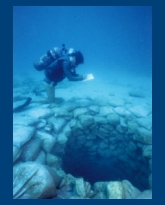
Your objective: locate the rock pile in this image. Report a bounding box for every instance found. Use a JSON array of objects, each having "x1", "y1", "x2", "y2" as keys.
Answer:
[{"x1": 13, "y1": 94, "x2": 152, "y2": 199}]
